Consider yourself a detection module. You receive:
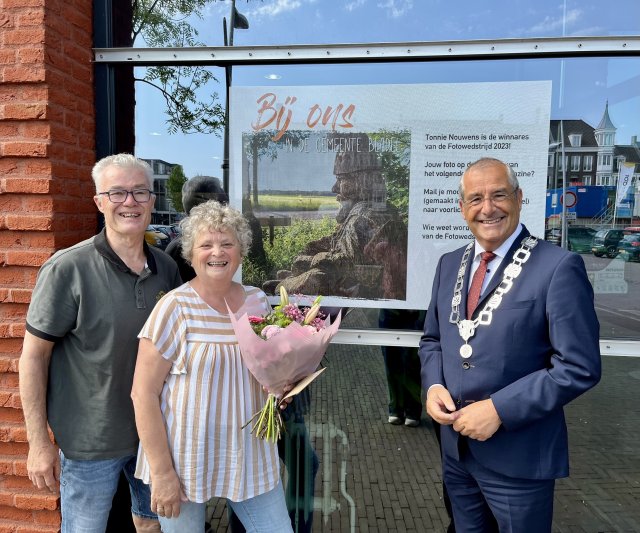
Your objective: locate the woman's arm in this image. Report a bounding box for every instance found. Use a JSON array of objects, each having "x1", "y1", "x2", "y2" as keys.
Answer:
[{"x1": 131, "y1": 338, "x2": 186, "y2": 518}]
